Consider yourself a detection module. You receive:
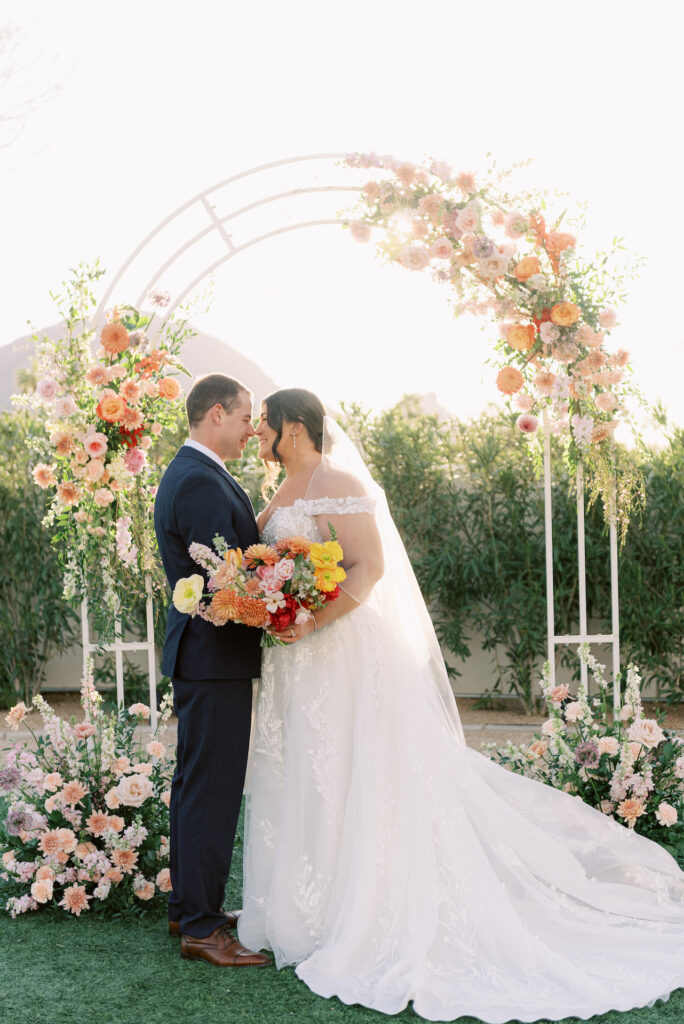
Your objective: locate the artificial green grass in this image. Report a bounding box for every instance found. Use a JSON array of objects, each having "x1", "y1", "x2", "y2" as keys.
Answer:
[{"x1": 1, "y1": 809, "x2": 683, "y2": 1024}]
